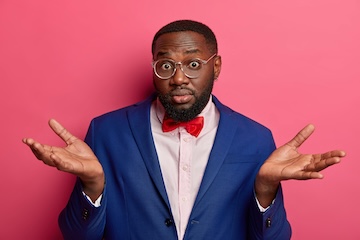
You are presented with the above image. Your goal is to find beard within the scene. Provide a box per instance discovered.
[157,75,215,122]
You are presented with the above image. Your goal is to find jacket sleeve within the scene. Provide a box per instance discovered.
[247,128,292,239]
[248,185,292,239]
[58,179,107,240]
[58,120,107,240]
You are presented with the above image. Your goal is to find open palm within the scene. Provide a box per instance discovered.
[258,124,346,184]
[23,119,103,181]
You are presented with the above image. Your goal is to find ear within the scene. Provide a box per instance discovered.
[213,55,222,79]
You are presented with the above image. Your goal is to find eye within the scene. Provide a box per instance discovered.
[187,60,201,70]
[160,61,174,71]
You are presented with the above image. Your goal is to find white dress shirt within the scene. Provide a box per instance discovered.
[151,96,219,240]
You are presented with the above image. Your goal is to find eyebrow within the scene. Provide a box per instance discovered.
[156,49,201,58]
[184,49,201,54]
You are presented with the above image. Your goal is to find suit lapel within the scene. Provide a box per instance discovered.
[126,95,171,209]
[126,95,239,211]
[193,96,238,209]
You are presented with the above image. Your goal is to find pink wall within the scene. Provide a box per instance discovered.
[1,0,359,239]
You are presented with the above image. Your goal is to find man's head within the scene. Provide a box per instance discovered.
[152,20,221,122]
[152,20,218,56]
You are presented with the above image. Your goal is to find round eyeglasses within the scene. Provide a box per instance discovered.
[152,53,217,80]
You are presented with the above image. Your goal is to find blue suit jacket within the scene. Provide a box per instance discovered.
[59,95,291,239]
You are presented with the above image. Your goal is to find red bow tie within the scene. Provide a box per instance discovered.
[162,116,204,137]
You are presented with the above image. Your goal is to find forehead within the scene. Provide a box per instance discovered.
[153,31,209,58]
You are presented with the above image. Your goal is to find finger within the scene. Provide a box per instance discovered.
[294,171,323,180]
[22,137,35,146]
[286,124,315,148]
[304,157,341,172]
[23,138,57,165]
[304,171,323,179]
[23,138,45,156]
[321,150,346,159]
[48,119,77,145]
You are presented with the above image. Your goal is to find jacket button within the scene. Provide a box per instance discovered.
[164,218,173,227]
[82,208,89,220]
[266,217,271,228]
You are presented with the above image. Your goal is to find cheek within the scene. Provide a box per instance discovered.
[192,77,213,95]
[153,78,169,93]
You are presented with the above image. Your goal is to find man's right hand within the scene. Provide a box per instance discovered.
[23,119,104,202]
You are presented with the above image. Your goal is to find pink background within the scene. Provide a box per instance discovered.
[1,0,359,239]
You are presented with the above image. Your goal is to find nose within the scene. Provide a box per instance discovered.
[170,64,190,86]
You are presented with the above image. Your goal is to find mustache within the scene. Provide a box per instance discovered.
[168,87,195,96]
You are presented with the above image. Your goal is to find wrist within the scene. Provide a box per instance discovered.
[255,176,279,208]
[81,173,105,201]
[255,176,279,194]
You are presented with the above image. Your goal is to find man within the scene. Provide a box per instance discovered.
[23,20,345,239]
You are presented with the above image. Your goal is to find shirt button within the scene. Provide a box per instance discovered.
[182,197,187,201]
[183,137,191,142]
[182,165,188,171]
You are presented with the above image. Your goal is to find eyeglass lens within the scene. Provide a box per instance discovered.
[154,58,204,79]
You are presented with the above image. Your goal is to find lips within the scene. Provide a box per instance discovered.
[171,95,192,103]
[170,88,194,104]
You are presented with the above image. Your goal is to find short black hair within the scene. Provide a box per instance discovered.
[151,20,218,55]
